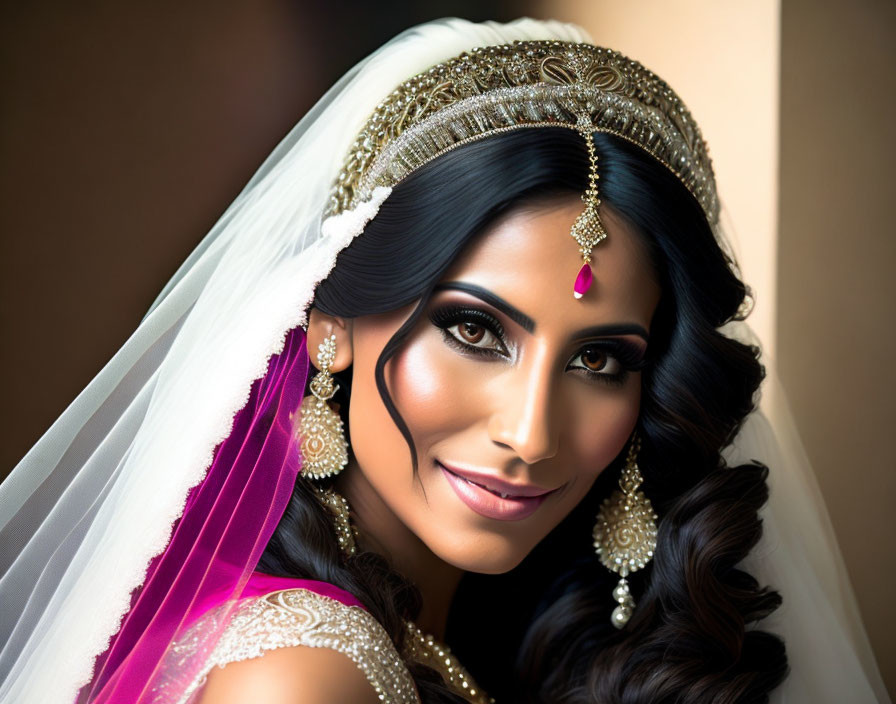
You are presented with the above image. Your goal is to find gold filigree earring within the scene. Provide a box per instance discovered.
[593,434,658,628]
[297,333,349,479]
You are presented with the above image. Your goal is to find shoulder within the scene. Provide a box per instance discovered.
[197,644,380,704]
[193,588,418,704]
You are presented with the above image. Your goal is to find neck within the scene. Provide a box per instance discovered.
[335,461,464,639]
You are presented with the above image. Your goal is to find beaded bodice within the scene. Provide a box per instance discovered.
[162,587,490,704]
[163,588,417,703]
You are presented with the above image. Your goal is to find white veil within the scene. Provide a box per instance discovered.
[725,364,890,702]
[0,16,888,704]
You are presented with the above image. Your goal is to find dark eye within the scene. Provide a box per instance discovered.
[445,321,504,352]
[429,305,509,357]
[457,322,485,344]
[569,345,623,376]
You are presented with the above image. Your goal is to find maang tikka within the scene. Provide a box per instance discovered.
[570,115,607,300]
[593,434,658,628]
[296,334,349,479]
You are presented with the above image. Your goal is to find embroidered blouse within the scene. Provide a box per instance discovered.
[159,587,419,703]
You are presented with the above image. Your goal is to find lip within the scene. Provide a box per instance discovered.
[437,460,557,521]
[438,461,555,497]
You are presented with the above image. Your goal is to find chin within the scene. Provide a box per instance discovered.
[431,532,533,575]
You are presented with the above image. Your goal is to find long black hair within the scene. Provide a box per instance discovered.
[257,129,788,703]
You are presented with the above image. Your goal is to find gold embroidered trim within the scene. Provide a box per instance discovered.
[329,40,717,224]
[176,589,419,703]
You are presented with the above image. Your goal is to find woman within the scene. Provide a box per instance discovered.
[0,17,888,704]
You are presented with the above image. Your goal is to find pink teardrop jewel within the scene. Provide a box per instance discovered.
[574,263,593,299]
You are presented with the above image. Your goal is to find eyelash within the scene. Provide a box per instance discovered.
[429,306,509,355]
[427,304,646,387]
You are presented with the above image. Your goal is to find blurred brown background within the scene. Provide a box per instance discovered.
[1,0,893,697]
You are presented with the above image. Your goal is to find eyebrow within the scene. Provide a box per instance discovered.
[571,323,649,342]
[434,282,535,332]
[433,281,650,342]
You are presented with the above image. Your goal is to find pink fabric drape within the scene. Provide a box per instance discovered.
[79,325,345,703]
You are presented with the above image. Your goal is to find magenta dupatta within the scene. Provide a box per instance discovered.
[80,326,360,703]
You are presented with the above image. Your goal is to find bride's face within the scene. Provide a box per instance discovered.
[340,196,660,573]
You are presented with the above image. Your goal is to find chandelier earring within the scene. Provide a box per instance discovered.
[296,333,349,479]
[592,434,658,629]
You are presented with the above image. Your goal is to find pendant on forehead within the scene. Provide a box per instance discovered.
[570,115,607,300]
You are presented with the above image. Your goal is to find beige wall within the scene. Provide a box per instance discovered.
[539,0,893,696]
[778,0,896,696]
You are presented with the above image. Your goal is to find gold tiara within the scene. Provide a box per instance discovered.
[327,40,718,225]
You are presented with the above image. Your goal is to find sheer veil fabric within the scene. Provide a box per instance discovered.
[0,17,889,704]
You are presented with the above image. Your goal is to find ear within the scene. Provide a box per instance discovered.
[306,307,353,373]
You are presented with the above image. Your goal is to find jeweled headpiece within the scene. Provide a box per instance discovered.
[570,115,605,299]
[328,40,718,297]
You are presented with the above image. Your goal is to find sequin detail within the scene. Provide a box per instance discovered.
[169,589,419,703]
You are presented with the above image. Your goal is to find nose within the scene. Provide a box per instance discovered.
[487,348,560,465]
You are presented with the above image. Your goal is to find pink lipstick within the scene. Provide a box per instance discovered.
[437,461,556,521]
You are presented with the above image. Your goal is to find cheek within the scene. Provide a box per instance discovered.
[389,336,453,415]
[345,332,413,482]
[347,329,475,485]
[388,331,491,443]
[570,377,642,478]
